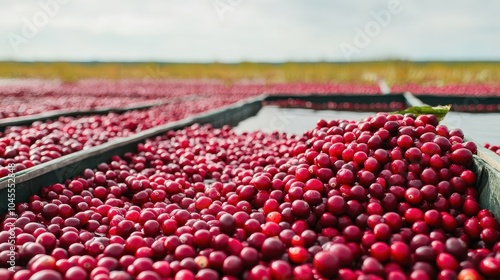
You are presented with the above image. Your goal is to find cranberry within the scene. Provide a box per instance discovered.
[370,242,391,263]
[175,269,195,280]
[269,260,293,280]
[390,241,410,266]
[291,200,310,218]
[374,223,392,241]
[313,251,339,278]
[361,257,384,277]
[444,237,468,260]
[478,257,500,278]
[451,148,473,165]
[239,247,259,268]
[337,169,355,185]
[327,195,347,215]
[261,238,284,261]
[218,214,236,236]
[457,269,483,280]
[286,246,307,264]
[437,253,460,270]
[28,270,62,280]
[248,265,270,280]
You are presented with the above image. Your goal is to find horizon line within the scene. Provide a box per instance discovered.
[1,60,500,64]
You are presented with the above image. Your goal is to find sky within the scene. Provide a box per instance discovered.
[0,0,499,62]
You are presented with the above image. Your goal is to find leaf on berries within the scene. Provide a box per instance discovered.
[391,105,452,121]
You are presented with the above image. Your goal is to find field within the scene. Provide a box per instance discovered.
[1,61,500,86]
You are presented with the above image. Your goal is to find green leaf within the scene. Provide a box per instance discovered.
[391,105,452,121]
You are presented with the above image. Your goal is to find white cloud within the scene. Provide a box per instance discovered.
[0,0,499,61]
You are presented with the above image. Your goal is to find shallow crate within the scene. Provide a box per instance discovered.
[0,96,265,213]
[1,93,500,220]
[416,95,500,112]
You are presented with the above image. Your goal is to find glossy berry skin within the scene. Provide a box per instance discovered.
[479,257,500,278]
[370,242,391,263]
[328,243,354,266]
[390,241,410,266]
[270,260,293,280]
[3,112,499,280]
[288,246,309,264]
[436,253,460,271]
[313,251,339,278]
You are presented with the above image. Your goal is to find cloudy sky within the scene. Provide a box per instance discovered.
[1,0,499,62]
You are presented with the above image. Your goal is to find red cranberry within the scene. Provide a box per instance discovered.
[313,251,339,278]
[478,257,500,278]
[437,253,460,270]
[390,241,410,266]
[269,260,293,280]
[248,265,270,280]
[261,238,284,261]
[328,243,353,266]
[361,257,384,277]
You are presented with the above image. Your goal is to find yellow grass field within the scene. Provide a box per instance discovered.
[0,61,499,85]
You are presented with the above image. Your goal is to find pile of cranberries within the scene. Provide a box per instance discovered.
[263,99,406,112]
[0,95,247,179]
[2,79,499,120]
[1,113,500,280]
[484,143,500,157]
[391,84,500,97]
[0,80,383,120]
